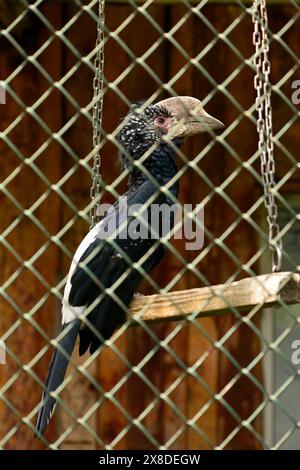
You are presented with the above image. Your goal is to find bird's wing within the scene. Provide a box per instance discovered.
[35,181,170,436]
[68,180,165,308]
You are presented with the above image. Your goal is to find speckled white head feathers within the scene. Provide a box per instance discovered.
[117,96,224,169]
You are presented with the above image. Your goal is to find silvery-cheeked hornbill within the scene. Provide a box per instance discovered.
[35,96,224,436]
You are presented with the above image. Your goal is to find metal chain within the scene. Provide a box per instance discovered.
[252,0,282,272]
[90,0,105,229]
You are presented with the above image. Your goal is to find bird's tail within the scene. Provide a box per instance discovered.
[35,319,80,437]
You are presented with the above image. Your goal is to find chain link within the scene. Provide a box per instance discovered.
[252,0,282,272]
[90,0,105,229]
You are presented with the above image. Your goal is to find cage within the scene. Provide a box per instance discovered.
[0,0,300,451]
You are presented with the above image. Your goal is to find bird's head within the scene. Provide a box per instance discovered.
[117,96,224,170]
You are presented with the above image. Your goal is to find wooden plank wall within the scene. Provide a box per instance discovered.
[0,1,299,450]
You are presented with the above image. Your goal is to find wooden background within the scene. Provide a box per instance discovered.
[0,0,299,450]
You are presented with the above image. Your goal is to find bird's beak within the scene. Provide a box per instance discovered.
[184,110,225,136]
[155,96,224,138]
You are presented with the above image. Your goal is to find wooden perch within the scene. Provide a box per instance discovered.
[129,271,300,324]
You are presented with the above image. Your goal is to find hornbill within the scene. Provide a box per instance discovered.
[35,96,224,436]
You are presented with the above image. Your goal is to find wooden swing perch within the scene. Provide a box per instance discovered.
[129,272,300,324]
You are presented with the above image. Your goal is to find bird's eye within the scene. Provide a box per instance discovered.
[153,116,170,128]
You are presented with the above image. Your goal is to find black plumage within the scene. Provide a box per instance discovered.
[35,96,224,436]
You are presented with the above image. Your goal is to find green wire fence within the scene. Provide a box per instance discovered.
[0,0,300,450]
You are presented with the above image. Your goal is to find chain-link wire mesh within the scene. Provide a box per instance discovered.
[0,0,300,450]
